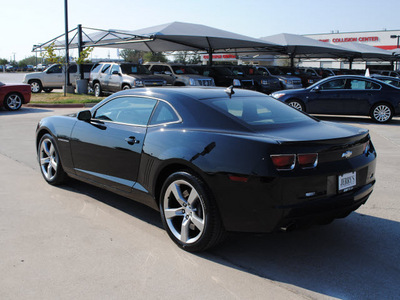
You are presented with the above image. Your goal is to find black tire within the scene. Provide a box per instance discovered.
[30,80,42,93]
[370,103,393,123]
[38,133,68,185]
[159,171,225,252]
[94,82,103,97]
[287,99,305,111]
[43,88,53,93]
[4,93,23,110]
[122,84,131,90]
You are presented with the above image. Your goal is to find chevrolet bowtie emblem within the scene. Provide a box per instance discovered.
[342,151,353,159]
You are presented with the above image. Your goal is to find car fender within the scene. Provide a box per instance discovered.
[36,116,78,173]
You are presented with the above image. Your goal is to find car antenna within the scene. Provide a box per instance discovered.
[225,85,235,98]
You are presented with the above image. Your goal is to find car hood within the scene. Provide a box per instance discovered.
[273,87,307,95]
[273,75,301,80]
[127,74,165,80]
[178,74,213,80]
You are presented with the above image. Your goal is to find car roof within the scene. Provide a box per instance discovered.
[103,86,263,101]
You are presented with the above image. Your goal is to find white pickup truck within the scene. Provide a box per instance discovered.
[23,63,92,93]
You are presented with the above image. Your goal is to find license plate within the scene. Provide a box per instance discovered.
[338,172,356,191]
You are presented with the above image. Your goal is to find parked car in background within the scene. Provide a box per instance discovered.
[370,74,400,87]
[36,64,47,71]
[89,62,167,97]
[145,63,215,86]
[26,65,34,71]
[371,70,400,78]
[23,63,93,93]
[5,65,16,72]
[255,66,303,89]
[35,86,376,252]
[311,68,336,78]
[279,67,322,87]
[229,65,281,94]
[271,75,400,123]
[191,65,255,89]
[0,81,31,111]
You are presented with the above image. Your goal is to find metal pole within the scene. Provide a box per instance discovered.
[78,24,83,79]
[64,0,70,96]
[396,36,399,70]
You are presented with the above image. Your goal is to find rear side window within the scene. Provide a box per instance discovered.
[206,96,312,127]
[149,101,180,125]
[348,79,380,90]
[68,65,77,73]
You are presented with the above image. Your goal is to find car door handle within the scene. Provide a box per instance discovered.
[125,136,140,145]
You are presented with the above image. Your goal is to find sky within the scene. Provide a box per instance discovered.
[1,0,400,62]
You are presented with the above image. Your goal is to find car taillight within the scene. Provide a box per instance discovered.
[363,140,370,153]
[270,154,296,170]
[297,153,318,169]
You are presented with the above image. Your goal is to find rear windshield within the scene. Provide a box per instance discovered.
[204,96,313,128]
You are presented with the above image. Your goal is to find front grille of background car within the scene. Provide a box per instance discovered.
[293,80,302,85]
[197,79,214,86]
[143,80,164,86]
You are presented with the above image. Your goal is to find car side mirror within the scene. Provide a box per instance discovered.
[77,110,92,122]
[312,86,321,93]
[112,70,120,75]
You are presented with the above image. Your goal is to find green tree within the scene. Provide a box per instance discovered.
[41,42,64,64]
[0,58,8,65]
[120,49,143,62]
[75,47,93,64]
[173,51,201,64]
[19,56,37,66]
[143,52,168,63]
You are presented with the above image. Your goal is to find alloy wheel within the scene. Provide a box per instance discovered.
[373,104,392,122]
[163,179,205,244]
[6,94,22,110]
[39,138,59,181]
[31,81,41,93]
[288,101,303,111]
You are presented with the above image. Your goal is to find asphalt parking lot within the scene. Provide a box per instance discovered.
[1,105,399,299]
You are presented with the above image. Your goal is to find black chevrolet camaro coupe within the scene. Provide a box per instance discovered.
[36,87,376,251]
[271,75,400,123]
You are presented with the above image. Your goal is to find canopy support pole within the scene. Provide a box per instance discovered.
[64,0,70,96]
[77,24,83,79]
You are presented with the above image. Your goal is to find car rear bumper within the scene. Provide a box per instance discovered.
[209,156,376,233]
[276,181,374,231]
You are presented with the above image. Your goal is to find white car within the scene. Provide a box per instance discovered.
[23,63,92,93]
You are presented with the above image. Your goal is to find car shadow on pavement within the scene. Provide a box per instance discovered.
[55,178,399,299]
[205,212,400,299]
[62,178,163,229]
[0,107,53,115]
[315,114,400,126]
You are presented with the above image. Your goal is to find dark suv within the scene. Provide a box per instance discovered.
[145,63,215,86]
[90,62,166,96]
[255,66,303,89]
[280,67,322,87]
[190,65,255,90]
[229,65,281,94]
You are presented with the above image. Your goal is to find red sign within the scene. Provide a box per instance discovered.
[319,36,379,43]
[203,54,237,59]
